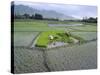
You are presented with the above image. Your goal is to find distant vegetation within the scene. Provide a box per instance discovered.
[14,13,43,20]
[13,13,97,23]
[13,13,60,21]
[81,17,97,23]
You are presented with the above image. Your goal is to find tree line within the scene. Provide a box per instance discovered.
[14,13,59,21]
[13,13,97,23]
[81,17,97,23]
[14,13,43,20]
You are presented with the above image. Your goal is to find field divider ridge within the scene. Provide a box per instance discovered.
[28,32,42,48]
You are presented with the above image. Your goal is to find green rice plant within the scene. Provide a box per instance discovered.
[35,31,83,48]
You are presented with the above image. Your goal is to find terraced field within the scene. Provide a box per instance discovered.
[69,25,97,32]
[13,19,97,73]
[14,32,39,47]
[71,32,97,41]
[14,41,97,73]
[14,48,48,73]
[44,41,97,71]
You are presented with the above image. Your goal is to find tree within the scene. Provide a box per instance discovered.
[34,13,43,20]
[23,13,30,19]
[82,17,97,23]
[88,17,97,23]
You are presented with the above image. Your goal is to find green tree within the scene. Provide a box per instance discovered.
[34,13,43,20]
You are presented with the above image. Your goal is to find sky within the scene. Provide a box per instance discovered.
[14,1,97,19]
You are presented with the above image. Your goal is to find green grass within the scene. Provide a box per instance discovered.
[35,31,82,48]
[35,31,63,47]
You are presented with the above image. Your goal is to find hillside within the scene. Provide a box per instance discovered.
[13,4,75,20]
